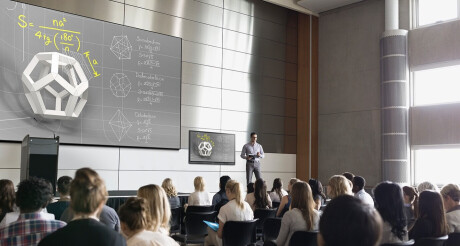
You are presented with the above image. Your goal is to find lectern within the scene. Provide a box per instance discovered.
[20,135,59,192]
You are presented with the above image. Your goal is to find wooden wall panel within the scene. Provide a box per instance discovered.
[311,16,319,179]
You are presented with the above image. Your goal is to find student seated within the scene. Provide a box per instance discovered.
[440,184,460,233]
[318,195,383,246]
[327,175,352,200]
[269,178,288,203]
[374,181,408,244]
[47,176,72,220]
[204,180,253,246]
[138,184,171,234]
[187,176,211,206]
[352,176,374,207]
[38,168,126,246]
[119,197,179,246]
[402,186,418,230]
[276,178,299,217]
[417,181,439,193]
[409,190,448,241]
[245,178,272,211]
[0,179,15,223]
[161,178,180,209]
[0,177,66,246]
[275,181,319,246]
[59,202,121,231]
[212,176,231,212]
[308,178,326,210]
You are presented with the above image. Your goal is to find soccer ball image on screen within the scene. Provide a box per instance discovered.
[198,141,212,157]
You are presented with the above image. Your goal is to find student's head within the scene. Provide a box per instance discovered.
[374,182,407,241]
[57,176,72,196]
[287,178,300,192]
[342,172,355,182]
[119,197,149,237]
[418,190,448,237]
[271,178,282,191]
[352,176,365,193]
[193,176,205,192]
[219,176,231,191]
[161,178,177,198]
[225,180,244,209]
[16,177,53,213]
[70,168,108,216]
[137,184,171,232]
[254,178,269,209]
[308,178,326,200]
[291,181,316,230]
[402,186,419,218]
[0,179,15,213]
[441,184,460,211]
[319,195,382,246]
[417,181,439,193]
[327,175,352,199]
[247,182,255,194]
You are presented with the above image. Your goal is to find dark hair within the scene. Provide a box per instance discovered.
[320,195,382,246]
[254,179,270,209]
[250,132,257,137]
[271,178,283,201]
[219,176,231,192]
[16,177,53,212]
[418,190,449,237]
[374,182,407,241]
[0,179,15,220]
[342,172,355,182]
[353,176,366,190]
[402,186,419,218]
[119,197,149,231]
[247,182,254,194]
[70,168,108,215]
[57,176,72,195]
[308,178,326,200]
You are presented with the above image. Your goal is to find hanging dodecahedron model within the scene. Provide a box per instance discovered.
[22,52,89,120]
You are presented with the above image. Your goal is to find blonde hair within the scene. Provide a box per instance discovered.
[441,184,460,202]
[70,168,108,215]
[137,184,171,233]
[225,180,244,209]
[290,181,316,230]
[161,178,177,197]
[194,176,205,192]
[328,175,352,199]
[288,178,300,192]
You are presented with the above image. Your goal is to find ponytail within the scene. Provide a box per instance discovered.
[226,180,244,209]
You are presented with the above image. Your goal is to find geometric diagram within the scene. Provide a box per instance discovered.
[110,73,131,97]
[109,109,132,142]
[62,50,94,81]
[21,52,89,120]
[110,35,132,60]
[198,141,213,157]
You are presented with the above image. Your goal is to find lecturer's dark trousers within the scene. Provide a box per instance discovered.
[246,160,261,184]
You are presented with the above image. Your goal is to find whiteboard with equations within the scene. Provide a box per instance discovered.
[0,1,181,149]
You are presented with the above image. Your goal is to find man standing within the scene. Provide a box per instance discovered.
[241,132,265,184]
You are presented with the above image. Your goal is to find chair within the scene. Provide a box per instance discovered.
[446,233,460,246]
[254,208,277,238]
[288,231,318,246]
[272,202,281,208]
[414,235,448,246]
[263,218,282,242]
[172,211,217,245]
[381,239,415,246]
[170,207,182,235]
[186,205,214,213]
[222,219,258,246]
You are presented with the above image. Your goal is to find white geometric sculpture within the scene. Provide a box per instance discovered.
[198,141,213,157]
[22,52,89,120]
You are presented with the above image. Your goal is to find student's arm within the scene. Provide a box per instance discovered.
[217,219,225,238]
[276,195,288,217]
[275,213,290,246]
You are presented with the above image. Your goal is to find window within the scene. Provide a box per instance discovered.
[416,0,459,27]
[413,64,460,106]
[413,147,460,185]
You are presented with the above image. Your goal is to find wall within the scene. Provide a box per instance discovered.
[318,0,384,186]
[0,0,299,193]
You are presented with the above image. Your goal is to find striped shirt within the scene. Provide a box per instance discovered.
[0,212,66,246]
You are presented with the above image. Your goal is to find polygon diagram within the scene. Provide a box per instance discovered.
[110,35,132,60]
[110,73,131,97]
[109,109,132,142]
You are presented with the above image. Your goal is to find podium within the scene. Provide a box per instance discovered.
[20,135,60,192]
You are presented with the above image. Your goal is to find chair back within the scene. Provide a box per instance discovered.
[222,219,258,246]
[272,202,281,208]
[169,207,181,234]
[184,211,217,236]
[186,205,214,214]
[446,233,460,246]
[381,239,415,246]
[254,208,277,230]
[263,218,282,242]
[414,235,448,246]
[288,231,318,246]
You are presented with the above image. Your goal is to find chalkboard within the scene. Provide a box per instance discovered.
[189,131,235,165]
[0,1,181,149]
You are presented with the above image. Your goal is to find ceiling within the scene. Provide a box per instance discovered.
[263,0,364,16]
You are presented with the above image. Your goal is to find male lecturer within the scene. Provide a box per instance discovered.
[241,132,265,184]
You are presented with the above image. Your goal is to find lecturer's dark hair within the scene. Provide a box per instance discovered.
[250,132,257,137]
[374,182,407,241]
[320,195,382,246]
